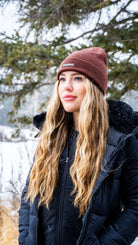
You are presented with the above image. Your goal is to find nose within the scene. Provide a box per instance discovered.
[64,77,73,91]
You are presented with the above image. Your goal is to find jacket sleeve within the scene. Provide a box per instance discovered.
[18,173,30,245]
[98,132,138,245]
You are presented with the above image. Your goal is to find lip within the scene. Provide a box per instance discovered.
[63,95,77,101]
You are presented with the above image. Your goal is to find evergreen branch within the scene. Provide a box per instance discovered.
[63,0,134,44]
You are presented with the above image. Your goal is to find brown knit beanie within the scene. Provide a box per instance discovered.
[57,47,108,94]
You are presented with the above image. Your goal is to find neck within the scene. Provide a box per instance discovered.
[73,112,79,132]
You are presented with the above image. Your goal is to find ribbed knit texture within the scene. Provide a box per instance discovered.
[57,47,108,94]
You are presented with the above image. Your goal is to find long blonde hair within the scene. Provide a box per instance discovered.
[26,79,109,216]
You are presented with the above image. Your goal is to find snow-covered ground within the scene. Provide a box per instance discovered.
[0,125,38,200]
[133,240,138,245]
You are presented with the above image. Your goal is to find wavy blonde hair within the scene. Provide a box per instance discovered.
[26,79,109,216]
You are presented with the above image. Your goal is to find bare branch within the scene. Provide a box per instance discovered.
[109,0,133,23]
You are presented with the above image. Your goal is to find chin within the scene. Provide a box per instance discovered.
[64,109,74,113]
[64,108,79,113]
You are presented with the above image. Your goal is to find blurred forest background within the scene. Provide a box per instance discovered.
[0,0,138,244]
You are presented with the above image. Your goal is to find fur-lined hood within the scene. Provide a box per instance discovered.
[33,100,138,135]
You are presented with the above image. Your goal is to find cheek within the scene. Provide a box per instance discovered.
[79,86,86,100]
[83,87,86,97]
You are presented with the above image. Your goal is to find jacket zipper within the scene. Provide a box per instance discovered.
[55,156,69,245]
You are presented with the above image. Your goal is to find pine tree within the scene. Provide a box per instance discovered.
[0,0,137,125]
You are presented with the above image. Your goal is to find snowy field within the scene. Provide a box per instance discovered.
[133,240,138,245]
[0,125,38,200]
[0,125,138,244]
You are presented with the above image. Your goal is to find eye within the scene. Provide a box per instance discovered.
[74,76,83,81]
[59,77,65,82]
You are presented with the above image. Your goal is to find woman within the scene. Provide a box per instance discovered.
[18,47,138,245]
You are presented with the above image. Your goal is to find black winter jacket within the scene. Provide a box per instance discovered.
[18,100,138,245]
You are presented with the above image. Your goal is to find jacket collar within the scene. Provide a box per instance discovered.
[33,100,138,135]
[107,100,138,134]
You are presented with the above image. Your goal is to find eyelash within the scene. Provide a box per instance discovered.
[59,76,82,82]
[59,78,66,82]
[75,76,82,81]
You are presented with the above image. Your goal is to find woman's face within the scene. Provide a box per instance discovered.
[58,71,86,113]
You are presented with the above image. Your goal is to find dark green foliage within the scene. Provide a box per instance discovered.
[0,0,137,125]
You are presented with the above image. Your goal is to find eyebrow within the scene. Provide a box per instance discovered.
[59,72,82,77]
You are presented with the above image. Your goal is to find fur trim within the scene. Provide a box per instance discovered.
[33,100,138,135]
[107,100,138,134]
